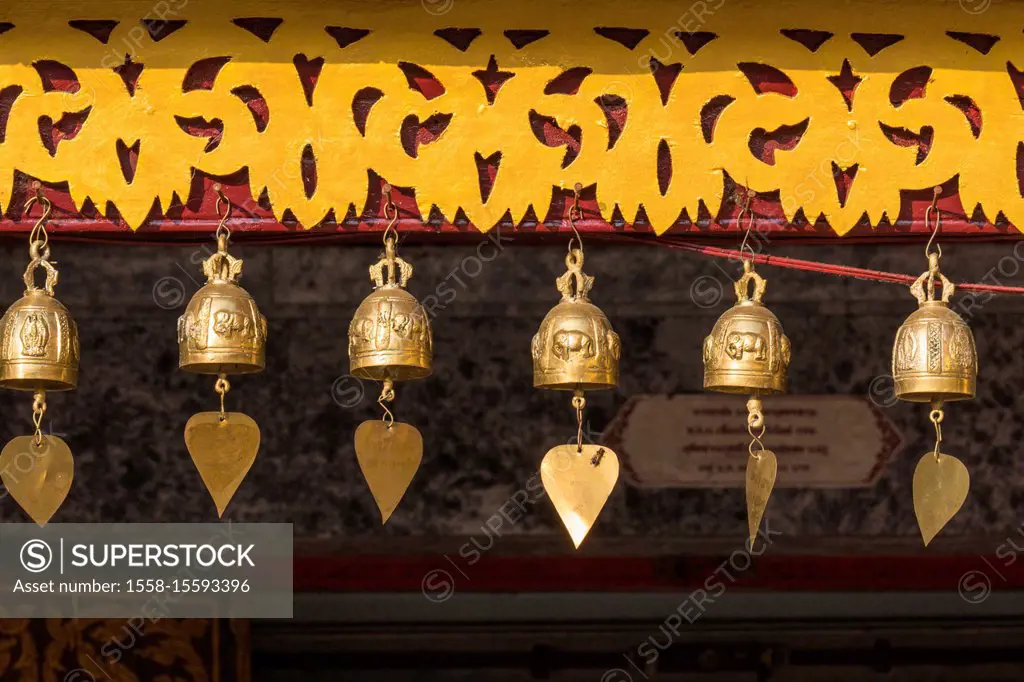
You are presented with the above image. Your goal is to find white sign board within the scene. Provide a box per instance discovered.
[602,395,903,489]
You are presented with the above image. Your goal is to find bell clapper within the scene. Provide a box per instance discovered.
[350,184,432,524]
[0,187,78,526]
[535,183,621,549]
[180,188,265,517]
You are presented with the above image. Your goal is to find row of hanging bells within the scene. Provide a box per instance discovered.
[0,184,978,548]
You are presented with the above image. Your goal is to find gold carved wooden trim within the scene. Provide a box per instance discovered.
[0,0,1021,234]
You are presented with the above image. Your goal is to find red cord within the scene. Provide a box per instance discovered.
[683,244,1024,295]
[601,234,1024,296]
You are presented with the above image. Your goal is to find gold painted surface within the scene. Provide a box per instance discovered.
[354,419,423,524]
[540,443,619,549]
[184,411,260,517]
[0,435,73,526]
[0,1,1021,233]
[912,451,970,547]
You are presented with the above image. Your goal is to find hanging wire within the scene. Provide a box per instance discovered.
[24,186,52,255]
[567,183,584,257]
[737,189,756,265]
[213,184,232,244]
[379,378,396,429]
[922,186,944,300]
[31,391,46,447]
[746,397,766,459]
[924,186,943,262]
[571,390,585,454]
[382,183,399,249]
[215,374,230,420]
[930,403,944,461]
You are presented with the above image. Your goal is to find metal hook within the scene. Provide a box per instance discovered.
[568,183,584,256]
[924,186,942,262]
[737,189,756,264]
[929,402,944,461]
[213,184,232,245]
[379,378,396,429]
[572,390,585,454]
[382,183,399,249]
[24,185,52,254]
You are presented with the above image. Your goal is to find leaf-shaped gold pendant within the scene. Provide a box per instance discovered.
[0,435,74,526]
[184,412,260,517]
[746,449,777,547]
[913,451,969,547]
[354,420,423,524]
[540,444,619,549]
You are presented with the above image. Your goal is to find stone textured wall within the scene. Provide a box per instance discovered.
[0,236,1020,542]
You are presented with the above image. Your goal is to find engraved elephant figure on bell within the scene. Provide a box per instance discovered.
[552,329,595,362]
[725,331,767,362]
[213,310,254,340]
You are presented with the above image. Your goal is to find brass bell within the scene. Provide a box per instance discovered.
[0,266,78,392]
[532,249,620,390]
[178,236,266,375]
[702,250,789,548]
[533,187,622,550]
[895,194,977,547]
[348,238,433,381]
[703,261,790,395]
[893,258,976,402]
[349,189,432,525]
[0,190,79,526]
[179,191,267,518]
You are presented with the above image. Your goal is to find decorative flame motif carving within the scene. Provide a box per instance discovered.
[0,2,1022,234]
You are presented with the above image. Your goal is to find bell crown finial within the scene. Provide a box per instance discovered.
[202,235,244,284]
[555,248,594,302]
[369,236,413,289]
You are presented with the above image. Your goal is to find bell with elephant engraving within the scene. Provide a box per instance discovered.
[531,247,620,391]
[179,188,266,519]
[702,260,790,395]
[533,185,621,550]
[702,197,791,550]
